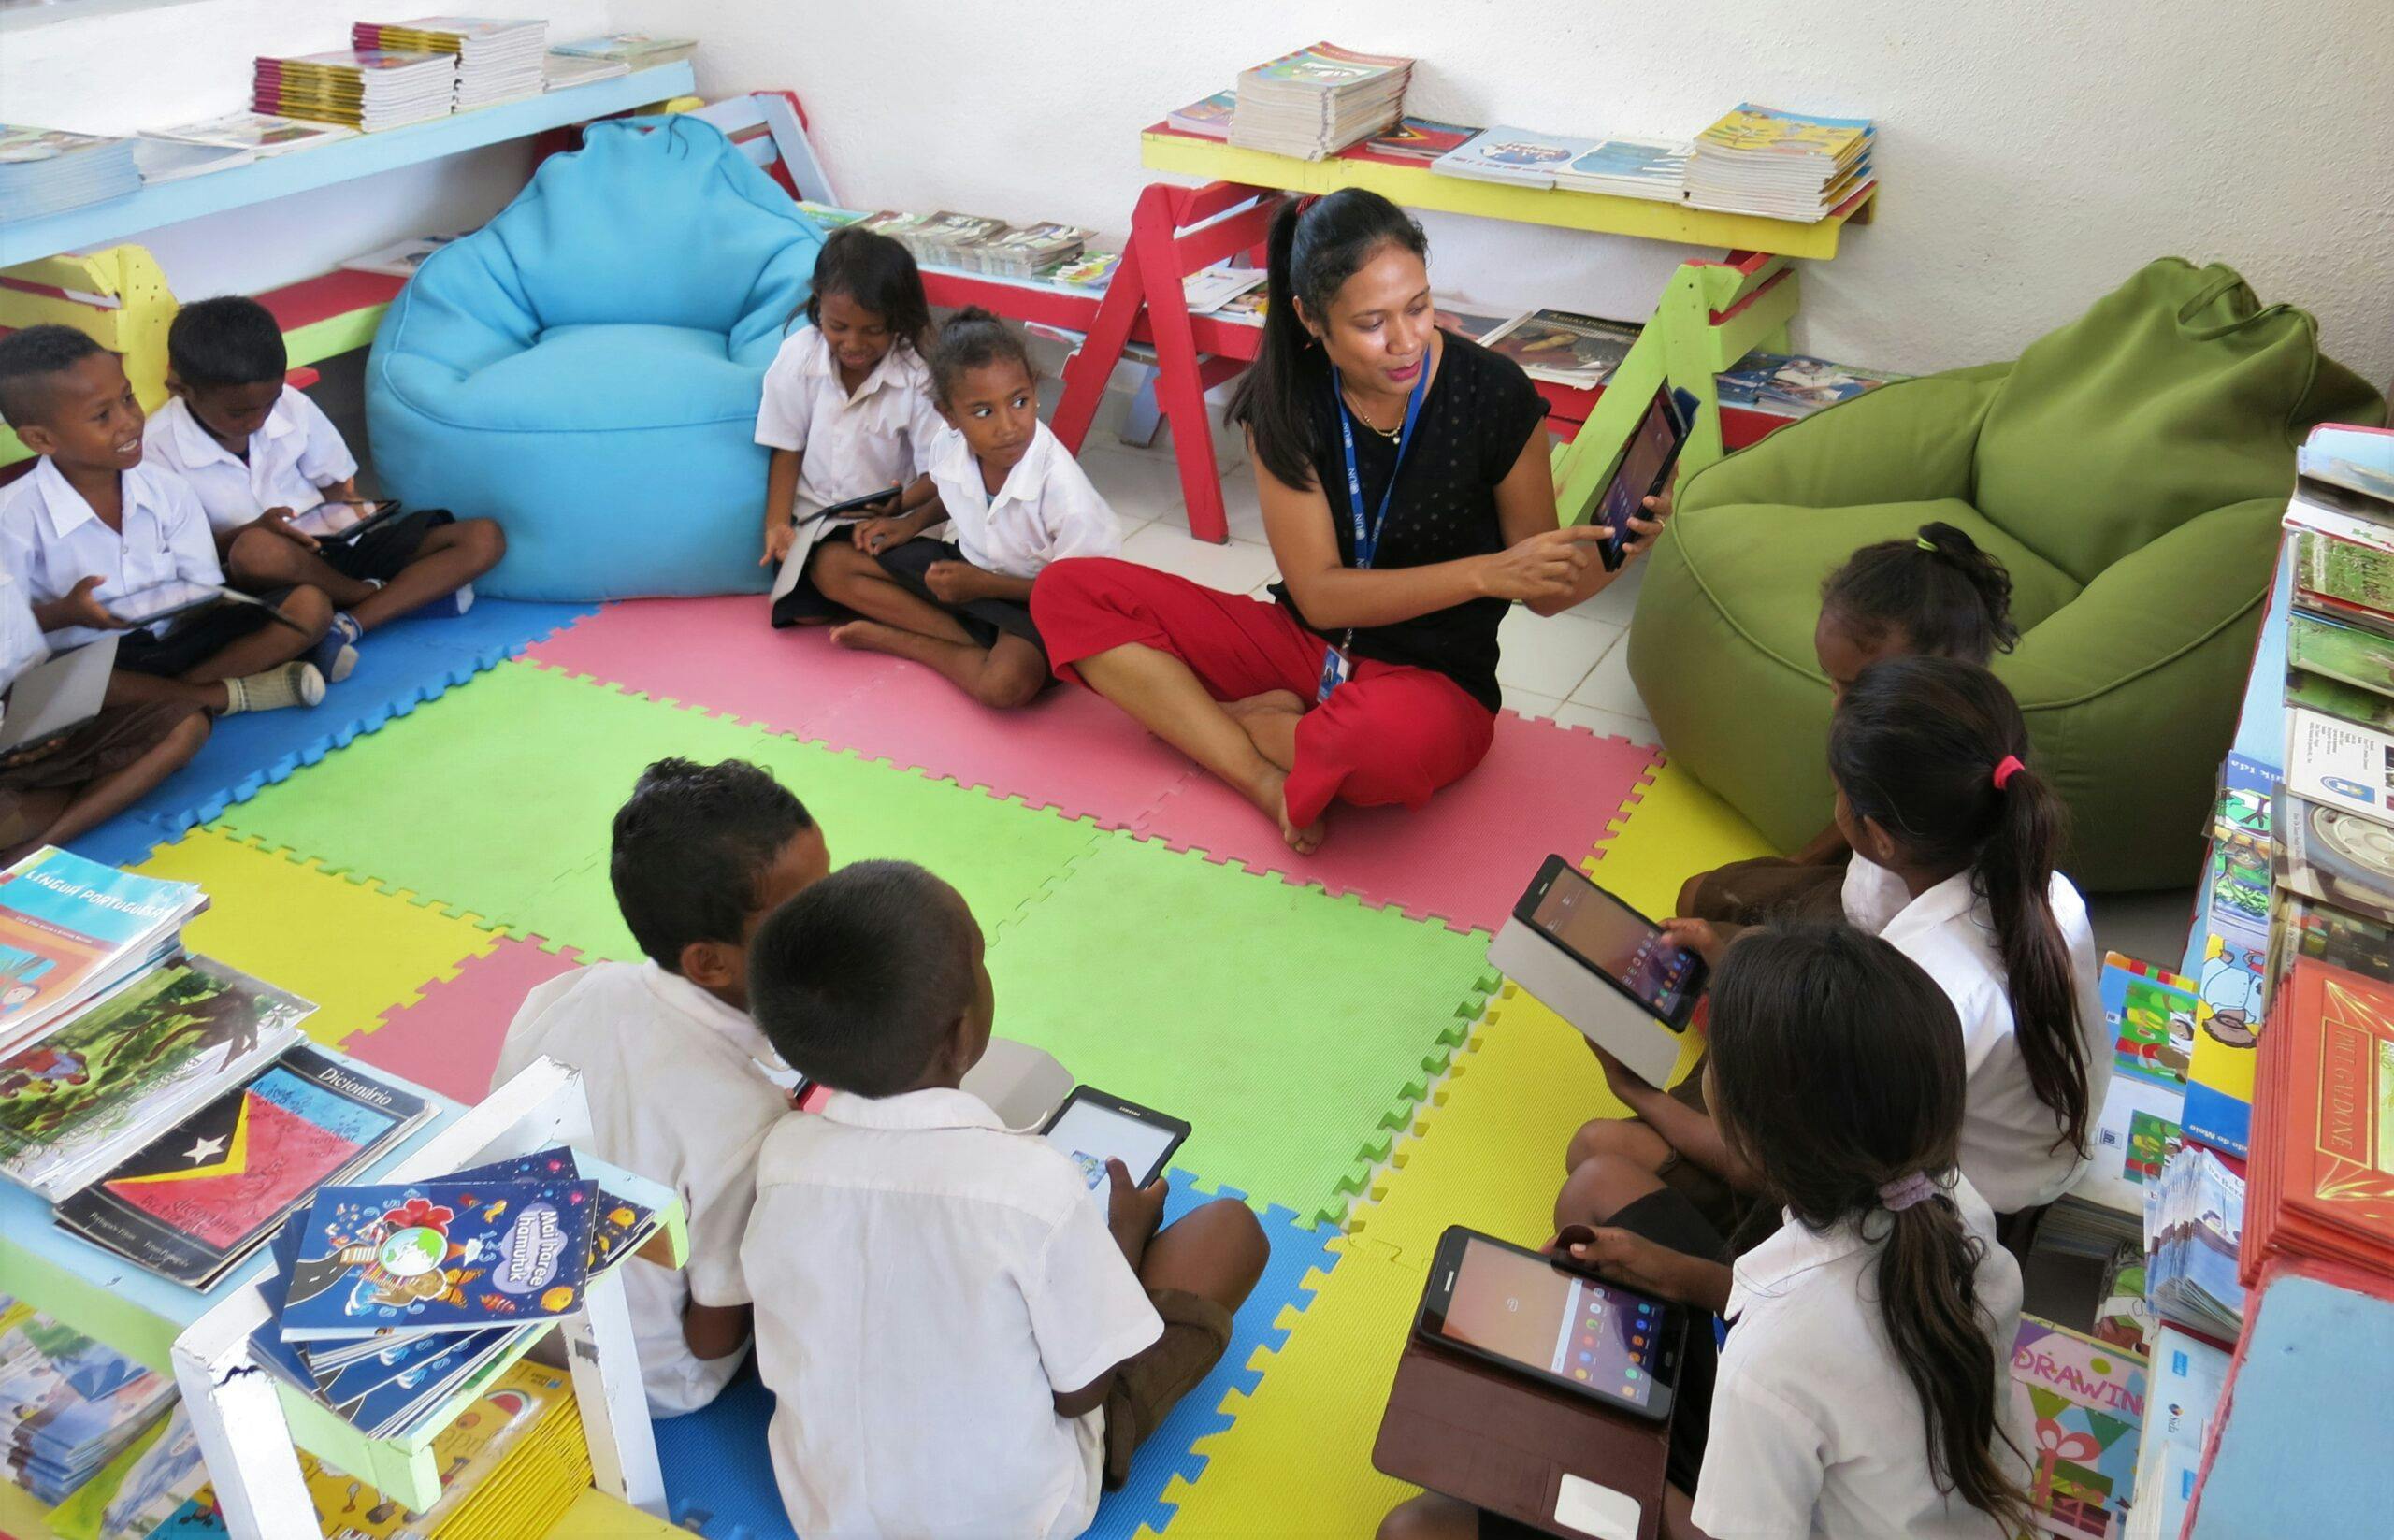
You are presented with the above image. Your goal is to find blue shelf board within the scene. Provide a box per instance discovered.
[0,62,695,268]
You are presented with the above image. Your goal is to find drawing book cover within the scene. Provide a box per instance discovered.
[2008,1317,2145,1540]
[0,957,308,1197]
[0,846,198,1043]
[280,1176,598,1340]
[2100,952,2199,1090]
[54,1045,430,1287]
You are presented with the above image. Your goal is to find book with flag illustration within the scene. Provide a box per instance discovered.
[2008,1317,2145,1540]
[279,1174,598,1341]
[0,845,204,1056]
[50,1045,430,1288]
[1357,116,1478,163]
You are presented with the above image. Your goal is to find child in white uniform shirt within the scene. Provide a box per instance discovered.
[812,308,1120,709]
[1579,656,2104,1230]
[0,326,328,717]
[742,861,1265,1540]
[144,298,504,684]
[491,757,827,1416]
[1383,923,2032,1540]
[757,227,947,627]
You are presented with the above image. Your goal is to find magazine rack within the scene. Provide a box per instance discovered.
[170,1056,686,1537]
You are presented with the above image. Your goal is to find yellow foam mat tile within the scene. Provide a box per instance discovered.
[136,828,501,1048]
[1147,1241,1425,1536]
[1583,756,1778,917]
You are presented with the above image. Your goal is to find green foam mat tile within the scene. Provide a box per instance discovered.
[987,832,1497,1228]
[214,661,1103,961]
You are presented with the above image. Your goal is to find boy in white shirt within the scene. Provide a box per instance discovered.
[143,297,505,684]
[491,756,826,1416]
[742,860,1266,1540]
[812,308,1120,709]
[0,326,328,717]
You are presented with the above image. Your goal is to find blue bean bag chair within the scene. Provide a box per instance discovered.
[366,117,824,600]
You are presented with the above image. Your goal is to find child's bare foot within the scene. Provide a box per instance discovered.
[1245,766,1325,855]
[829,619,899,653]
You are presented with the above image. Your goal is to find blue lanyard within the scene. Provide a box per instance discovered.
[1333,362,1429,571]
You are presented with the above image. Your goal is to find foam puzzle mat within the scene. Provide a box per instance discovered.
[58,582,1766,1537]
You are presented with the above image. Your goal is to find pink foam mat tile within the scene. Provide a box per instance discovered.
[1137,711,1664,935]
[525,596,1203,827]
[344,937,584,1102]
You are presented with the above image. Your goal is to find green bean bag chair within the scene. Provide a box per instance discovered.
[1627,258,2385,890]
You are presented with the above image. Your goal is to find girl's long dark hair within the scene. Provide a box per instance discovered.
[1225,189,1427,489]
[1831,656,2089,1154]
[1709,922,2029,1533]
[1821,521,2019,664]
[796,225,934,355]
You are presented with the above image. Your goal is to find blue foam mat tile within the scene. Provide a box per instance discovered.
[63,598,595,865]
[653,1169,1341,1540]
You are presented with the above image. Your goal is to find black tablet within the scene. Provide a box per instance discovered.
[1590,385,1693,571]
[1418,1226,1686,1422]
[1041,1087,1190,1194]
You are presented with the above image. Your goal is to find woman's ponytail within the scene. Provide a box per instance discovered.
[1227,189,1427,489]
[1879,1196,2033,1533]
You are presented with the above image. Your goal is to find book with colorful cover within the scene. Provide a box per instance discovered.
[280,1175,598,1341]
[1432,298,1526,346]
[1430,126,1599,188]
[2101,953,2199,1090]
[0,956,309,1200]
[1553,137,1692,199]
[443,1147,659,1270]
[1166,89,1235,138]
[2191,754,2272,1043]
[0,846,204,1054]
[1480,309,1641,388]
[547,33,695,65]
[2287,608,2394,701]
[2009,1317,2146,1540]
[2080,1069,2185,1215]
[1038,249,1119,291]
[1694,102,1873,161]
[0,1302,178,1504]
[51,1045,431,1288]
[2284,705,2394,828]
[1357,116,1478,163]
[2245,959,2394,1278]
[2127,1325,2228,1540]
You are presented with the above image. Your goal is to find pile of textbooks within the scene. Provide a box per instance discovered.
[0,126,140,223]
[858,210,1097,281]
[2243,955,2394,1282]
[140,111,358,158]
[353,18,548,110]
[2143,1144,2246,1339]
[1712,350,1907,416]
[252,1149,660,1439]
[1551,137,1692,200]
[1685,103,1875,222]
[2041,954,2195,1259]
[1480,309,1642,389]
[0,847,206,1058]
[254,49,458,132]
[2007,1316,2145,1539]
[970,222,1098,281]
[1228,41,1413,160]
[0,1297,178,1504]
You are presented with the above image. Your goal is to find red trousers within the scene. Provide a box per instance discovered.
[1031,557,1496,826]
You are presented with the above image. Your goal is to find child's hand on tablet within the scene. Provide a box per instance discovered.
[1565,1227,1728,1315]
[1661,917,1740,967]
[259,506,321,552]
[1104,1158,1167,1266]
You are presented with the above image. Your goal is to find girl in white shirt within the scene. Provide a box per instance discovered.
[757,227,946,626]
[1380,923,2032,1540]
[810,308,1120,709]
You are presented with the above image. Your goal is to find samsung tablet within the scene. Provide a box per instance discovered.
[1514,855,1707,1029]
[1590,385,1693,571]
[288,498,404,542]
[1041,1087,1190,1196]
[1418,1226,1686,1422]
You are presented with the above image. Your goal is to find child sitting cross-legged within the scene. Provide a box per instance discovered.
[143,296,505,684]
[0,325,328,717]
[492,756,829,1416]
[742,860,1266,1539]
[810,308,1121,708]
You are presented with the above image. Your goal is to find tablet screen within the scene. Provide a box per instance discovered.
[1044,1098,1180,1193]
[1594,391,1684,551]
[1528,864,1701,1019]
[1434,1236,1669,1411]
[106,579,217,628]
[291,501,383,540]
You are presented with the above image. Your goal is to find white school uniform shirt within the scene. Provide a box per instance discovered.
[753,324,945,518]
[142,387,357,534]
[743,1087,1163,1540]
[0,571,50,692]
[1842,857,2110,1214]
[923,419,1121,580]
[490,961,790,1417]
[1690,1175,2031,1540]
[0,459,224,649]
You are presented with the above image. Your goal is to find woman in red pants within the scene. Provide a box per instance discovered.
[1033,189,1666,852]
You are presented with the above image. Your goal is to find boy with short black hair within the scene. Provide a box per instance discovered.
[742,860,1267,1539]
[0,324,328,716]
[492,756,828,1416]
[144,295,504,683]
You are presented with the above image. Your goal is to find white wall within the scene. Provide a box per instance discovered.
[0,0,612,301]
[613,0,2394,390]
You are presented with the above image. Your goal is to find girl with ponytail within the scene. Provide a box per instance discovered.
[1033,189,1660,855]
[1381,923,2031,1540]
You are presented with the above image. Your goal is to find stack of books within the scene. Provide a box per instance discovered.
[2008,1316,2146,1538]
[0,127,140,223]
[0,1297,178,1504]
[1228,41,1413,160]
[2123,1324,2229,1540]
[353,18,549,111]
[965,222,1096,281]
[1685,103,1875,222]
[1480,309,1642,389]
[2041,953,2195,1259]
[1167,89,1235,139]
[253,49,458,132]
[0,847,205,1058]
[1551,137,1693,200]
[1430,126,1596,190]
[1357,116,1477,164]
[1713,351,1907,417]
[141,110,357,158]
[547,32,694,68]
[2143,1144,2246,1339]
[2243,957,2394,1283]
[250,1149,660,1440]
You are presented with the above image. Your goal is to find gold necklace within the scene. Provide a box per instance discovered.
[1341,388,1405,439]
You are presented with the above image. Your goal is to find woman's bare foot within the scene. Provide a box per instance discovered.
[1246,765,1326,855]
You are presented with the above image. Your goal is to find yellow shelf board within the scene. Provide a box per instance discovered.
[1139,131,1871,259]
[544,1487,686,1537]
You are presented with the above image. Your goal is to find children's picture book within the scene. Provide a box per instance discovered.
[1357,116,1478,163]
[1694,102,1874,160]
[541,51,629,89]
[2099,953,2199,1089]
[1430,126,1600,189]
[47,1402,206,1540]
[2191,754,2271,1042]
[1480,309,1641,388]
[0,846,204,1055]
[2275,784,2394,921]
[2274,891,2394,986]
[0,956,309,1200]
[52,1045,431,1288]
[1166,89,1235,138]
[2287,663,2394,733]
[1552,137,1692,200]
[443,1146,661,1271]
[281,1175,598,1341]
[2127,1325,2228,1540]
[1038,249,1119,291]
[2288,608,2394,701]
[2284,706,2394,829]
[2078,1071,2185,1214]
[547,32,696,65]
[1182,264,1269,314]
[2008,1317,2146,1540]
[2142,1144,2245,1340]
[0,1300,179,1504]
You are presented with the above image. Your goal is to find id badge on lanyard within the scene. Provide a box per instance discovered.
[1318,364,1429,703]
